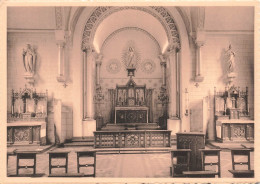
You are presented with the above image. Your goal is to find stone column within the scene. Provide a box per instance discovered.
[56,42,65,80]
[164,44,181,135]
[84,48,96,119]
[82,47,96,137]
[158,55,167,86]
[55,30,66,83]
[194,30,205,83]
[168,48,177,118]
[95,54,103,86]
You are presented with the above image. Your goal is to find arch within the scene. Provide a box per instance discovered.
[81,6,181,51]
[70,6,192,137]
[101,27,162,54]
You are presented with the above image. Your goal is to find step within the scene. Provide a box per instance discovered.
[70,137,94,142]
[64,142,94,147]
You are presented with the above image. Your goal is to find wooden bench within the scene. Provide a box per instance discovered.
[228,148,254,178]
[48,151,70,175]
[182,171,218,178]
[228,170,254,178]
[76,150,96,177]
[16,150,37,176]
[48,173,85,177]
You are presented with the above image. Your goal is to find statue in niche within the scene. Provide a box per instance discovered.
[23,44,37,75]
[226,44,236,73]
[126,47,136,68]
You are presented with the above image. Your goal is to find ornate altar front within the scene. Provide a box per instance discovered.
[7,86,48,145]
[214,86,254,142]
[115,77,149,124]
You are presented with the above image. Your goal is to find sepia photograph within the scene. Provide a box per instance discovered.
[1,1,259,183]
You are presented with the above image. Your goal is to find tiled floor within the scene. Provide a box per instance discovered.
[7,146,254,178]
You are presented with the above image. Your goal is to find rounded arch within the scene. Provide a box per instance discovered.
[70,6,192,137]
[81,6,181,52]
[101,27,162,54]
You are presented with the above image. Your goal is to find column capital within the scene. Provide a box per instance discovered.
[166,42,180,53]
[193,29,206,47]
[158,54,167,63]
[95,54,103,65]
[55,30,66,42]
[82,44,95,53]
[160,61,167,67]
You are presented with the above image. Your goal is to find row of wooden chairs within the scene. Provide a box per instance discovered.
[7,150,96,177]
[8,148,254,178]
[171,148,254,178]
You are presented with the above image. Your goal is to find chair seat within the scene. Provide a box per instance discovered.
[228,170,254,178]
[183,170,218,178]
[48,173,85,177]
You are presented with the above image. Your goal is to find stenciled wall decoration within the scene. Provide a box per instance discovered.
[106,59,121,74]
[141,59,156,74]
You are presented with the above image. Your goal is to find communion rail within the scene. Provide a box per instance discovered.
[94,130,171,148]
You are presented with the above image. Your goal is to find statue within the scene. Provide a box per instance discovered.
[126,47,135,68]
[226,44,235,73]
[23,44,36,75]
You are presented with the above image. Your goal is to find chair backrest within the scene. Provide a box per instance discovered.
[230,149,251,170]
[200,149,221,177]
[170,149,191,177]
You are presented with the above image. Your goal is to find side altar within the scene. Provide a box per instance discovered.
[214,85,254,142]
[7,86,48,145]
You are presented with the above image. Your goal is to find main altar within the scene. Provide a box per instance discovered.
[114,72,148,124]
[100,65,160,131]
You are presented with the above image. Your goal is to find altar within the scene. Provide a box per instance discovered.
[216,119,254,142]
[7,86,48,145]
[214,86,254,142]
[115,106,148,124]
[112,67,151,126]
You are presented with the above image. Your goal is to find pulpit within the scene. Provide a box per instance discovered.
[176,132,205,171]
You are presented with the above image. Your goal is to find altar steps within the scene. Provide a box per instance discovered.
[101,123,160,131]
[64,136,94,147]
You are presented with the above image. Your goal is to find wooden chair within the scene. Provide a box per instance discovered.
[16,150,37,176]
[170,149,191,177]
[48,151,70,175]
[76,150,96,177]
[183,149,221,178]
[228,148,254,178]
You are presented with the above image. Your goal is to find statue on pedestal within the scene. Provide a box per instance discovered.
[226,44,236,85]
[22,44,37,86]
[226,44,236,73]
[126,47,135,68]
[23,44,37,75]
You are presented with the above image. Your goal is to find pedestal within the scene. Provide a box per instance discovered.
[167,118,180,135]
[82,119,96,137]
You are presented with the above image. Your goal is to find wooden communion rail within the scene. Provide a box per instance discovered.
[94,130,171,148]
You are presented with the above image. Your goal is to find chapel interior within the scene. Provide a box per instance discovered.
[5,6,255,178]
